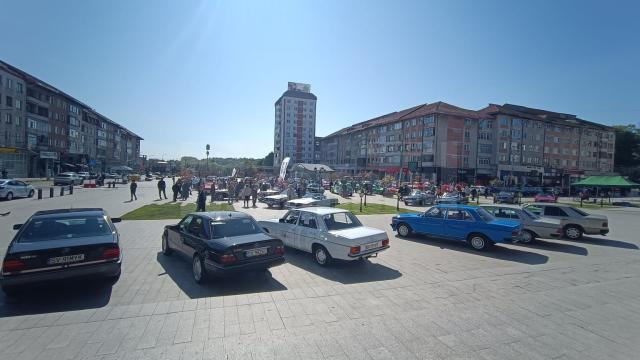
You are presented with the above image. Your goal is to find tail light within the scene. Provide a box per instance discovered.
[349,246,360,255]
[220,254,236,264]
[2,259,26,273]
[102,247,121,260]
[274,245,285,255]
[382,239,389,247]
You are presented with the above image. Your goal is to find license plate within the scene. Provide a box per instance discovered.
[363,241,381,250]
[48,254,85,265]
[245,247,268,257]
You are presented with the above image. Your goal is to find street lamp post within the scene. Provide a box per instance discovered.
[206,144,210,176]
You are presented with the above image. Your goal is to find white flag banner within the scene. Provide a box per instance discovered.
[231,168,237,177]
[279,157,290,180]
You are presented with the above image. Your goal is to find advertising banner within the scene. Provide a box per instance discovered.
[279,157,290,179]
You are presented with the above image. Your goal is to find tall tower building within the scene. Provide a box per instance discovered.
[273,82,317,167]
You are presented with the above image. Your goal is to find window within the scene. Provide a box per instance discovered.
[423,127,435,137]
[5,96,12,107]
[283,211,300,224]
[14,99,21,110]
[463,144,470,151]
[479,144,492,153]
[543,206,568,217]
[16,82,23,93]
[18,215,113,242]
[445,209,473,221]
[423,115,435,125]
[210,218,261,238]
[464,130,470,139]
[298,213,317,229]
[500,117,509,126]
[478,157,490,165]
[323,212,362,230]
[479,132,491,140]
[425,207,444,218]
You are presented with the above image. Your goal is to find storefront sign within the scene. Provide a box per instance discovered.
[0,147,19,154]
[40,151,59,159]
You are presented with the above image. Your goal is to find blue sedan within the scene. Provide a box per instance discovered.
[391,204,521,251]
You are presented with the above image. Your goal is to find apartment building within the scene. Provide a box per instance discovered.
[318,101,615,187]
[273,82,317,167]
[0,59,142,178]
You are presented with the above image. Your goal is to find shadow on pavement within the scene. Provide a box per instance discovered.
[518,239,588,256]
[0,278,113,317]
[156,253,287,298]
[284,248,402,284]
[569,236,639,250]
[396,235,549,265]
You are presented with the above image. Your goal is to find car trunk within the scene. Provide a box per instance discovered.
[208,233,282,264]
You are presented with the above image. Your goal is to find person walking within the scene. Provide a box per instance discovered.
[172,180,181,202]
[210,182,216,203]
[241,185,251,208]
[251,185,258,207]
[181,180,189,200]
[158,177,167,200]
[228,181,236,204]
[129,179,138,201]
[196,187,207,212]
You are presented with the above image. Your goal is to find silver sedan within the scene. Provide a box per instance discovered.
[481,205,563,243]
[0,179,35,200]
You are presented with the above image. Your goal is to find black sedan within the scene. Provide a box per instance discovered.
[403,190,436,206]
[161,211,285,284]
[1,208,122,296]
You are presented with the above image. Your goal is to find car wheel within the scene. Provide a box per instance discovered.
[28,190,34,198]
[468,234,491,251]
[313,245,332,267]
[6,192,13,201]
[520,230,535,244]
[564,225,583,240]
[161,234,173,255]
[192,254,208,284]
[397,223,412,237]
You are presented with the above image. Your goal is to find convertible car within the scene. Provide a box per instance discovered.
[259,207,389,266]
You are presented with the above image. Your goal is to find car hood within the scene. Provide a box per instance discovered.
[207,232,275,248]
[329,226,386,240]
[288,198,318,204]
[9,234,117,253]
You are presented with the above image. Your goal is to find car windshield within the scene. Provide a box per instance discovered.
[476,207,495,222]
[210,218,262,238]
[571,207,589,216]
[522,209,540,219]
[19,215,113,242]
[323,212,362,231]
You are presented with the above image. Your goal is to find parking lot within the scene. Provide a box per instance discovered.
[1,181,639,359]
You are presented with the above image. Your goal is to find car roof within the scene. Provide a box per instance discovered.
[32,208,106,219]
[525,203,570,207]
[195,211,253,220]
[435,204,477,210]
[293,207,348,215]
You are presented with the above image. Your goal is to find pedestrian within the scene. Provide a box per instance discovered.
[210,182,216,203]
[241,185,251,208]
[471,188,477,201]
[172,180,181,202]
[130,179,138,201]
[1,168,7,179]
[158,177,167,199]
[251,185,258,207]
[196,187,207,212]
[181,180,189,200]
[484,187,489,199]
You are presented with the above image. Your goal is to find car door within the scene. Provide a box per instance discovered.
[444,208,475,240]
[182,216,206,258]
[15,181,28,197]
[542,205,569,220]
[173,215,194,254]
[293,212,320,251]
[7,181,21,197]
[414,207,445,236]
[279,210,300,247]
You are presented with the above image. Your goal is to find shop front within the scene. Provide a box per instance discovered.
[0,147,29,178]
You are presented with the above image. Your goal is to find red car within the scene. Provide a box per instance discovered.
[534,193,557,202]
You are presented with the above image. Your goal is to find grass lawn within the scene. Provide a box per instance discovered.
[336,202,413,215]
[122,202,235,220]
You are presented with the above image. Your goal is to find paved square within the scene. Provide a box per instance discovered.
[0,182,639,359]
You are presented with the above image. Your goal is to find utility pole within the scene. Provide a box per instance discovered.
[206,144,210,175]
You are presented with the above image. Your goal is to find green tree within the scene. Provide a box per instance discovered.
[261,152,274,167]
[614,125,640,168]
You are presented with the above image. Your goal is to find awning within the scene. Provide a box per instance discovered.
[571,176,640,187]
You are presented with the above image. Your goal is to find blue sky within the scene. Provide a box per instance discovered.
[2,0,639,159]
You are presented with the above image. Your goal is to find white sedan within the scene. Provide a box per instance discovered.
[0,179,35,200]
[259,207,389,266]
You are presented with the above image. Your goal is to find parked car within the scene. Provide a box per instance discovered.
[259,207,389,266]
[162,211,285,283]
[263,190,290,209]
[306,183,324,195]
[286,194,338,209]
[534,193,557,203]
[0,179,35,200]
[76,171,91,180]
[522,203,609,240]
[332,182,353,197]
[1,208,122,296]
[391,204,521,251]
[403,190,436,206]
[481,205,563,243]
[144,174,154,181]
[436,192,469,204]
[53,172,83,185]
[493,191,517,204]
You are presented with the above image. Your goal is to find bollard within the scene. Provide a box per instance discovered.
[60,186,64,196]
[37,188,42,199]
[69,185,73,194]
[50,187,54,198]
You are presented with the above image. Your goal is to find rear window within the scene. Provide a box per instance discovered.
[210,218,262,238]
[19,216,113,242]
[476,207,495,222]
[571,207,589,216]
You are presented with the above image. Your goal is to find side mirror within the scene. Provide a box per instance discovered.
[279,218,285,223]
[111,217,122,223]
[13,224,22,230]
